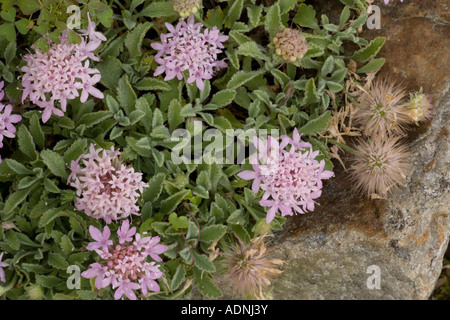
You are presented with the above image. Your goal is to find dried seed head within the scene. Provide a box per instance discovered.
[349,137,411,197]
[172,0,201,18]
[353,78,410,138]
[222,235,284,300]
[273,28,308,64]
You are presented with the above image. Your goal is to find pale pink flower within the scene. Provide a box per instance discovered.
[68,144,148,224]
[21,24,105,123]
[151,15,228,91]
[0,81,22,163]
[238,129,334,223]
[0,252,9,283]
[82,221,168,300]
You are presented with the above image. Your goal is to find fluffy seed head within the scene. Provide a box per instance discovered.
[68,144,148,223]
[405,91,434,124]
[353,78,410,138]
[222,235,284,300]
[273,28,308,64]
[172,0,201,18]
[349,137,411,197]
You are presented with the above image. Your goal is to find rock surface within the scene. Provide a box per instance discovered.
[269,0,450,300]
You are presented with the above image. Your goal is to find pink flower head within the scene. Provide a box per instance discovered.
[82,220,168,300]
[0,252,9,283]
[238,129,334,224]
[0,81,22,160]
[384,0,403,4]
[68,144,149,224]
[21,24,105,123]
[151,15,228,91]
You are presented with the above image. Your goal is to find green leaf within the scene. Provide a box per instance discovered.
[134,78,171,91]
[227,70,264,90]
[193,251,216,272]
[143,173,165,202]
[117,75,137,114]
[17,0,41,15]
[302,78,319,105]
[339,6,351,29]
[97,57,123,90]
[38,208,61,228]
[168,99,183,131]
[321,56,335,76]
[15,18,30,35]
[4,40,16,64]
[265,4,281,38]
[44,178,60,194]
[36,275,63,288]
[247,5,263,28]
[205,6,224,29]
[5,230,19,250]
[5,159,33,175]
[0,23,15,41]
[161,189,190,214]
[78,111,112,129]
[1,7,15,22]
[171,264,186,291]
[4,188,30,214]
[224,0,244,28]
[125,22,152,58]
[298,110,331,134]
[41,150,67,179]
[29,113,45,149]
[271,69,290,88]
[60,235,74,255]
[140,2,176,18]
[327,81,344,92]
[196,272,222,298]
[63,139,87,164]
[17,125,37,160]
[279,0,297,14]
[199,225,227,243]
[168,212,189,230]
[210,89,236,108]
[48,253,69,270]
[352,37,386,62]
[293,4,318,29]
[236,41,268,61]
[356,58,385,73]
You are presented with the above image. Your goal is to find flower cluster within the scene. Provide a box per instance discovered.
[21,15,105,123]
[82,221,168,300]
[0,252,9,283]
[350,137,410,197]
[238,129,334,224]
[222,235,283,300]
[68,144,148,224]
[273,28,308,64]
[0,81,22,163]
[172,0,201,18]
[353,78,410,138]
[151,15,228,91]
